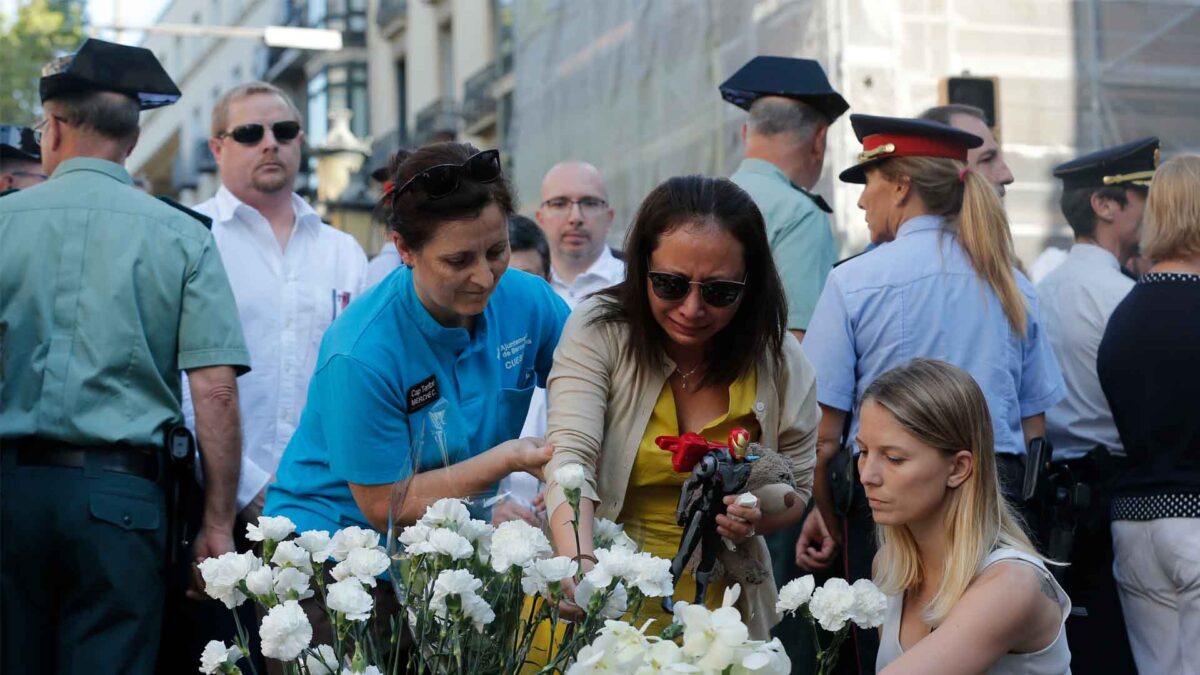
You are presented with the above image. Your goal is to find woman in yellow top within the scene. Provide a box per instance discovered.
[541,175,819,639]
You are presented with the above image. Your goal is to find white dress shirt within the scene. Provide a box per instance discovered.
[364,241,402,290]
[1037,243,1134,459]
[184,186,367,509]
[550,246,626,309]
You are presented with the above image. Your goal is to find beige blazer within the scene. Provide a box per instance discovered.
[544,295,819,638]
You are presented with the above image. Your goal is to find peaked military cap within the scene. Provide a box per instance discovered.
[40,38,181,110]
[719,56,849,123]
[1053,137,1159,190]
[0,124,41,162]
[838,113,983,184]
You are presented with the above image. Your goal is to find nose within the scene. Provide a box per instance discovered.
[468,258,497,290]
[567,201,585,225]
[675,284,707,319]
[857,187,867,211]
[858,452,882,488]
[997,159,1015,187]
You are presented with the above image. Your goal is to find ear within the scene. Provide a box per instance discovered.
[741,122,749,144]
[395,233,416,268]
[123,128,140,159]
[811,124,829,161]
[208,136,223,163]
[1090,191,1117,223]
[946,449,974,489]
[893,174,913,207]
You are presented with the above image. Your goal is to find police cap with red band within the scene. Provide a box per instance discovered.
[719,56,849,123]
[838,114,983,184]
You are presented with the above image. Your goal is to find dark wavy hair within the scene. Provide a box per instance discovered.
[385,142,516,250]
[591,175,788,388]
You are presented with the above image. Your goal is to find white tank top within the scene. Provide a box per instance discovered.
[874,547,1072,674]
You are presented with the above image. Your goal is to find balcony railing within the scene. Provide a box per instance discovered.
[413,98,458,144]
[461,62,498,131]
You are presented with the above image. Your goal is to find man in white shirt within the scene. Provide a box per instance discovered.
[535,160,626,307]
[188,82,367,520]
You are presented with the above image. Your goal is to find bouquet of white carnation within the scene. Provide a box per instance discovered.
[775,575,887,675]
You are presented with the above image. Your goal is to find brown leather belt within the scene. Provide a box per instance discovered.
[3,438,160,481]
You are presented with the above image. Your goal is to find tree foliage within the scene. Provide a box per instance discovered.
[0,0,85,123]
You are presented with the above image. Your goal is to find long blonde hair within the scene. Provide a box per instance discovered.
[1141,155,1200,264]
[865,359,1040,626]
[879,157,1027,335]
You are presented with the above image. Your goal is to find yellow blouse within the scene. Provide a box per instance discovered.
[616,369,760,632]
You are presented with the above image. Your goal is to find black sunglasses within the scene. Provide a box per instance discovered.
[217,120,302,145]
[394,149,502,201]
[648,271,747,308]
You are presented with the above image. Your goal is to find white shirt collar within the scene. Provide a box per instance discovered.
[212,184,322,232]
[1069,242,1121,272]
[551,245,624,288]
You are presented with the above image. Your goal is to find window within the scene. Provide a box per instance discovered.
[438,19,454,98]
[306,62,371,145]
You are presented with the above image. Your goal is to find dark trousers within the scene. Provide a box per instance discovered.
[1053,454,1137,675]
[2,451,167,675]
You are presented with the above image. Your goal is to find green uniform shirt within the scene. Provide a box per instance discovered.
[731,158,836,331]
[0,158,250,448]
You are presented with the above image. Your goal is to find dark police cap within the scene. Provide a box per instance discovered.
[719,56,849,123]
[0,124,41,162]
[40,38,181,110]
[838,113,983,184]
[1053,137,1159,190]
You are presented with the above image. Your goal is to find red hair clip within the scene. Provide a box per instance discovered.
[958,166,971,183]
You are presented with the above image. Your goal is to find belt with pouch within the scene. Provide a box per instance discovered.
[4,437,161,481]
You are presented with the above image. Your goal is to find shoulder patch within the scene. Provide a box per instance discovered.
[156,196,212,229]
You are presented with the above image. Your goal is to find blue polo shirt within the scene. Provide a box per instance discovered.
[265,266,569,534]
[802,215,1065,457]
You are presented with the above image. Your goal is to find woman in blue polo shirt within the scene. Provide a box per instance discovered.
[265,143,569,535]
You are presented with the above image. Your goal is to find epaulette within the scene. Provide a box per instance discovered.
[157,195,212,229]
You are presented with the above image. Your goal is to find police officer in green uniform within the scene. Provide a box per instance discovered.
[0,123,46,193]
[720,55,850,673]
[0,39,250,674]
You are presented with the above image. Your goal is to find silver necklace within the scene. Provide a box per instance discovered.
[674,362,703,390]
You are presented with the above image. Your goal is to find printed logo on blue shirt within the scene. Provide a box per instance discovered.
[497,334,529,370]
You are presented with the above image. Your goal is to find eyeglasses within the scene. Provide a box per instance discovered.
[392,149,502,201]
[216,120,302,145]
[32,115,68,144]
[648,271,747,308]
[541,196,608,217]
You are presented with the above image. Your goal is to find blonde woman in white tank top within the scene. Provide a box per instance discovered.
[854,359,1071,674]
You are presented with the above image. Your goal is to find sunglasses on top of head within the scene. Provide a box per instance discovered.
[392,149,503,202]
[217,120,302,145]
[647,271,747,308]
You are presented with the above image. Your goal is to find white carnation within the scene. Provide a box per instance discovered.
[459,518,494,543]
[555,464,586,490]
[244,565,275,597]
[199,640,242,674]
[628,552,674,598]
[430,569,494,631]
[598,620,650,669]
[460,593,496,632]
[331,547,390,586]
[326,578,374,622]
[198,551,260,609]
[732,637,791,675]
[330,526,382,561]
[419,498,471,529]
[246,515,296,543]
[584,546,637,588]
[808,577,856,632]
[575,578,628,619]
[849,578,887,629]
[592,518,635,551]
[678,603,749,671]
[775,575,816,615]
[305,644,339,675]
[271,540,314,573]
[411,528,474,560]
[520,556,577,596]
[259,600,312,661]
[490,520,552,572]
[398,523,433,548]
[273,566,314,602]
[635,639,697,674]
[295,530,335,563]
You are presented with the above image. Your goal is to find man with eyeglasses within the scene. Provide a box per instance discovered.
[0,123,47,192]
[0,39,250,674]
[187,81,367,523]
[534,160,626,308]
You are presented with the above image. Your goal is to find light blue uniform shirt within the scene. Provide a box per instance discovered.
[731,158,837,331]
[802,215,1065,457]
[265,266,569,534]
